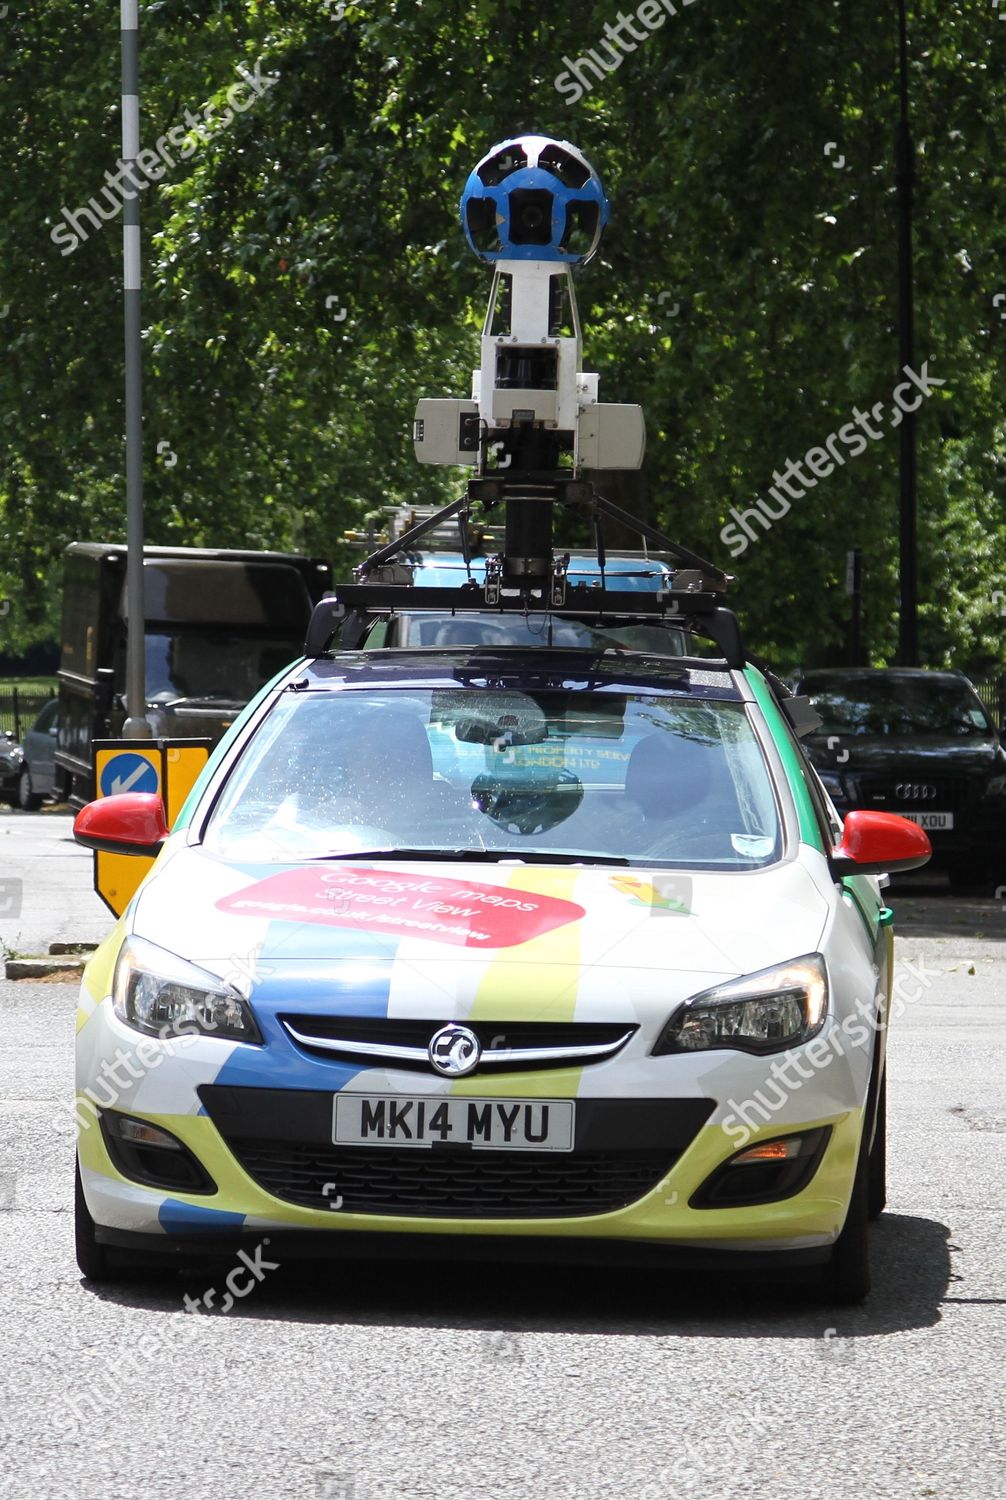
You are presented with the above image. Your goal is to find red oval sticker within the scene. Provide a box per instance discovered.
[216,867,585,949]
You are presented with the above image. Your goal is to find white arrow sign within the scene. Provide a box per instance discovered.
[111,760,154,795]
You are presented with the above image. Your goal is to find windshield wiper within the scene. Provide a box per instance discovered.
[310,848,629,866]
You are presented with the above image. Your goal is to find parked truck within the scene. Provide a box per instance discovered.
[56,543,331,801]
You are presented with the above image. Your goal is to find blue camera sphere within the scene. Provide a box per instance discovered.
[460,135,610,265]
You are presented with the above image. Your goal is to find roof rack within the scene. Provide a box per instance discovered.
[306,572,747,669]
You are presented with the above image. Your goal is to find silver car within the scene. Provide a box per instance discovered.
[19,699,59,810]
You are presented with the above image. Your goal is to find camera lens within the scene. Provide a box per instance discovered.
[507,189,553,246]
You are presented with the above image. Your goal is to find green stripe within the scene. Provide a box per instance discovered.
[744,666,824,851]
[842,876,880,943]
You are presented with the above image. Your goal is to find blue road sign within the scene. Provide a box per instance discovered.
[99,751,160,799]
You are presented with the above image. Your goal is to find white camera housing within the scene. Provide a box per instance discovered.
[414,259,644,472]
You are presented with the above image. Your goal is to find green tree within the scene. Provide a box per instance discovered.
[1,0,1004,673]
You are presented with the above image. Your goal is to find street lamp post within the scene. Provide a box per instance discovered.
[121,0,151,737]
[896,0,919,667]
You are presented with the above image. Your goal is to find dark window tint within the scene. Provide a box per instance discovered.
[804,675,990,738]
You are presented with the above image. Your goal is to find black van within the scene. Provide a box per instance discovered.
[56,544,331,801]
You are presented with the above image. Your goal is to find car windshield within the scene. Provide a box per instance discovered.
[203,686,781,870]
[396,615,688,654]
[138,632,301,704]
[805,675,991,738]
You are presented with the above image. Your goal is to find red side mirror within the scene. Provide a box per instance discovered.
[73,794,170,858]
[830,809,931,877]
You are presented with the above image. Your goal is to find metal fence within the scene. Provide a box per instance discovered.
[0,686,57,741]
[971,674,1006,726]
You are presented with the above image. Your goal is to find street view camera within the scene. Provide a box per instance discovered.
[319,133,741,665]
[411,135,648,600]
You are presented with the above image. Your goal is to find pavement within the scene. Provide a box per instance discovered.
[0,806,111,958]
[0,813,1003,1499]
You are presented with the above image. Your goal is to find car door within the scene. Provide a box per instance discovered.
[25,700,59,793]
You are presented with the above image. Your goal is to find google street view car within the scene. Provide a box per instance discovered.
[72,137,931,1304]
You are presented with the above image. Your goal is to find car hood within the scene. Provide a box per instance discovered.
[129,845,831,1011]
[805,733,1001,772]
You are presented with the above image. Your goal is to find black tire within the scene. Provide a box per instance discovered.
[819,1127,871,1305]
[75,1159,173,1283]
[17,767,42,812]
[867,1069,887,1221]
[75,1158,113,1281]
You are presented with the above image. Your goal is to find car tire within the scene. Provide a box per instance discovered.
[819,1127,871,1306]
[17,767,42,812]
[75,1158,172,1283]
[75,1158,114,1281]
[867,1069,887,1221]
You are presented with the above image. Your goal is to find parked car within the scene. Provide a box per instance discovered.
[72,631,930,1303]
[18,698,59,811]
[340,552,690,653]
[0,731,24,805]
[791,667,1006,887]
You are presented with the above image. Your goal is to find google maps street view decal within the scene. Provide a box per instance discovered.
[215,866,586,949]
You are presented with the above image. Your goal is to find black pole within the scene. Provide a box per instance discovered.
[896,0,919,666]
[847,548,864,665]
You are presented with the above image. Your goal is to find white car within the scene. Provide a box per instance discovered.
[72,642,930,1302]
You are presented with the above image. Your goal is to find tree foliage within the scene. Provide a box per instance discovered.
[1,0,1004,670]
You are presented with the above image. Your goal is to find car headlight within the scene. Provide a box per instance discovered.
[653,954,828,1056]
[112,936,262,1043]
[1,746,24,768]
[984,775,1006,798]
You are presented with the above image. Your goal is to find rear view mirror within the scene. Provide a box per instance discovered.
[455,717,546,748]
[830,809,931,878]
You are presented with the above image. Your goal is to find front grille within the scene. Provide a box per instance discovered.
[229,1139,675,1218]
[857,776,967,811]
[280,1014,636,1074]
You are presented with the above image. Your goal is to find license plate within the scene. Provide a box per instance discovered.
[900,811,954,831]
[333,1094,575,1152]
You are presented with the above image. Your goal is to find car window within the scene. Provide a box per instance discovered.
[203,687,781,870]
[114,633,300,704]
[804,675,991,737]
[398,614,688,654]
[33,700,59,733]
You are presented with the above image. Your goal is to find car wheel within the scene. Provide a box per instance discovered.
[75,1158,113,1281]
[75,1158,172,1282]
[17,767,42,812]
[867,1069,887,1221]
[819,1127,871,1306]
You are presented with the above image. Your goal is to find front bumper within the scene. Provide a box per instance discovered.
[78,1084,865,1258]
[95,1220,833,1273]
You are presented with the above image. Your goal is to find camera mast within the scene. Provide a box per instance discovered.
[308,136,745,667]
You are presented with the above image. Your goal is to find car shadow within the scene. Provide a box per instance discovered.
[890,891,1006,941]
[84,1211,952,1339]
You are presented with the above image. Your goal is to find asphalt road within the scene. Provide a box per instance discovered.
[0,806,110,955]
[0,812,1004,1500]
